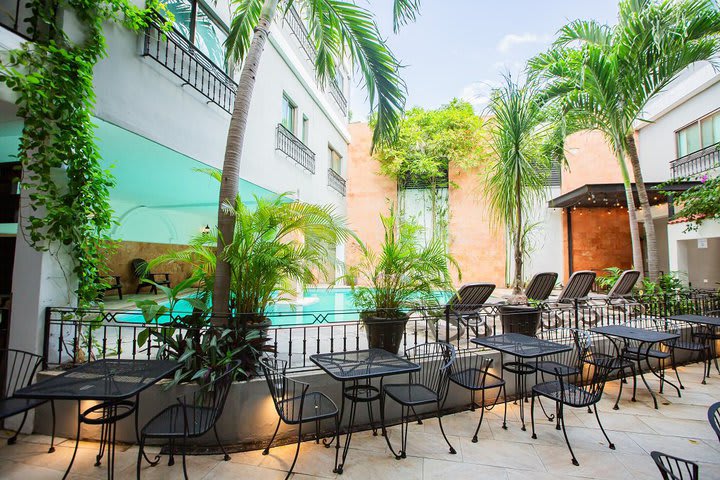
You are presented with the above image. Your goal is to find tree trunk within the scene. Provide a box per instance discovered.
[626,133,658,281]
[213,0,279,320]
[513,178,523,295]
[617,154,645,278]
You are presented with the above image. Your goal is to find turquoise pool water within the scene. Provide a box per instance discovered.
[117,287,454,326]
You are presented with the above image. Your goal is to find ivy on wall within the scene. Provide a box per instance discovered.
[665,174,720,232]
[0,0,167,305]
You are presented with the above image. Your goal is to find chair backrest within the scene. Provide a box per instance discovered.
[260,357,309,424]
[537,328,590,375]
[524,272,558,302]
[0,349,44,399]
[585,329,623,366]
[650,451,699,480]
[445,283,495,315]
[449,353,495,389]
[557,355,613,405]
[178,363,237,437]
[405,342,456,400]
[131,258,149,279]
[607,270,640,298]
[709,401,720,443]
[557,271,597,303]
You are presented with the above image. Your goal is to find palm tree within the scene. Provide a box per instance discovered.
[212,0,418,316]
[484,75,552,296]
[532,0,720,280]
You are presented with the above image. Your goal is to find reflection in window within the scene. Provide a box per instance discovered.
[329,146,342,174]
[162,0,228,71]
[282,94,297,133]
[676,111,720,157]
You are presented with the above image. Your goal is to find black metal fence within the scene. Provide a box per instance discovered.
[276,123,316,173]
[327,168,346,196]
[670,141,720,179]
[43,291,719,371]
[142,20,237,114]
[0,0,32,40]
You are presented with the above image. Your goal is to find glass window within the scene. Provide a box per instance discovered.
[282,94,296,133]
[700,112,720,148]
[162,0,228,71]
[329,147,342,174]
[302,115,309,144]
[677,122,700,157]
[164,0,193,38]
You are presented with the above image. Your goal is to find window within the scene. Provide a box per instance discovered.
[302,115,309,144]
[676,110,720,157]
[163,0,229,71]
[281,94,297,133]
[329,146,342,174]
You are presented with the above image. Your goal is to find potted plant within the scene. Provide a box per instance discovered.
[340,208,459,353]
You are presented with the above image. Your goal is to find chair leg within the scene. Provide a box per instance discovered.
[436,402,456,455]
[530,393,537,440]
[613,368,624,410]
[557,404,579,466]
[136,435,145,480]
[181,437,189,480]
[49,400,56,453]
[472,389,485,443]
[168,438,175,466]
[8,410,28,445]
[593,404,615,450]
[214,424,230,461]
[285,423,302,480]
[263,418,282,455]
[501,384,508,430]
[671,350,684,390]
[630,363,638,402]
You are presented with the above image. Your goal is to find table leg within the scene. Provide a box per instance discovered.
[636,342,659,409]
[62,401,82,480]
[643,343,681,400]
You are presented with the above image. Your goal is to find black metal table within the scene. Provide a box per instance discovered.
[590,325,680,409]
[670,314,720,381]
[15,359,180,480]
[310,349,420,474]
[471,333,572,430]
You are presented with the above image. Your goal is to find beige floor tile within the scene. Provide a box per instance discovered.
[637,415,718,440]
[202,461,290,479]
[420,409,494,441]
[533,444,634,479]
[459,438,545,471]
[627,431,720,464]
[255,440,338,478]
[383,427,462,462]
[423,458,508,480]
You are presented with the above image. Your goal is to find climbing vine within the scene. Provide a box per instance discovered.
[0,0,167,305]
[664,174,720,232]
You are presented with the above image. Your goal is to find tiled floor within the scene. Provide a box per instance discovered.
[1,362,719,479]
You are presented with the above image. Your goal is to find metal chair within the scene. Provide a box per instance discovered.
[381,342,456,459]
[651,451,699,480]
[132,258,171,294]
[260,357,339,480]
[535,328,589,380]
[693,309,720,376]
[654,318,711,388]
[0,348,55,452]
[543,271,597,328]
[448,353,507,442]
[428,283,496,342]
[584,329,637,410]
[530,357,615,466]
[137,365,237,480]
[709,401,720,443]
[524,272,559,302]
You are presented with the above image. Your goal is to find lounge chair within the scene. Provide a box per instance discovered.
[588,270,642,322]
[427,283,496,342]
[131,258,171,294]
[524,272,559,302]
[541,271,596,328]
[101,275,123,300]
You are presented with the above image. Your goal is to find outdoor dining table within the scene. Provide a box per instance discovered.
[14,359,180,480]
[310,348,420,474]
[471,333,572,431]
[670,314,720,381]
[590,325,680,409]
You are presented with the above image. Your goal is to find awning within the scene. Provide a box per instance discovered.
[548,182,699,209]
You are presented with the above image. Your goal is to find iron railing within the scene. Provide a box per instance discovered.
[42,291,719,372]
[0,0,32,40]
[284,4,316,63]
[142,20,237,114]
[671,141,720,179]
[327,168,346,196]
[276,123,316,173]
[327,79,348,117]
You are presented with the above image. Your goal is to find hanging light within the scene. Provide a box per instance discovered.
[202,225,211,234]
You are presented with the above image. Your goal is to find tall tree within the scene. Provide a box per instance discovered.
[532,0,720,280]
[213,0,417,316]
[484,76,553,296]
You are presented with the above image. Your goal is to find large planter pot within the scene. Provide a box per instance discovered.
[499,305,541,337]
[361,312,410,354]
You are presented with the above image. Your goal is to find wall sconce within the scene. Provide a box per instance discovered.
[202,225,211,234]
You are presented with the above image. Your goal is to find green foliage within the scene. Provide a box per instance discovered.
[0,0,164,305]
[373,99,486,185]
[663,174,720,232]
[340,206,459,315]
[596,267,625,292]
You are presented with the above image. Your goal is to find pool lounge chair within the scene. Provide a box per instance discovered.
[427,283,496,342]
[132,258,171,294]
[524,272,559,302]
[542,271,596,328]
[588,270,642,320]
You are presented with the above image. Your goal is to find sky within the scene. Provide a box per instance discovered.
[350,0,620,120]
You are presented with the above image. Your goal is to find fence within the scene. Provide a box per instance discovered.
[43,291,719,371]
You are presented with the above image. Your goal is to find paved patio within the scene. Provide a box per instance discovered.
[0,361,718,479]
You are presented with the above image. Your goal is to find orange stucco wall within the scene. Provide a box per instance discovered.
[562,131,627,193]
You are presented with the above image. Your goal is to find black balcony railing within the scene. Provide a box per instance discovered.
[327,79,348,117]
[671,141,720,179]
[276,123,316,173]
[142,20,237,114]
[284,4,316,63]
[0,1,32,40]
[328,168,346,196]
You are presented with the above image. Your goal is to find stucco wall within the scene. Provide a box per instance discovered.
[562,131,626,194]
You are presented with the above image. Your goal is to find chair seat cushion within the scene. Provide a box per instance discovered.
[532,381,597,407]
[535,361,580,377]
[278,391,338,424]
[383,384,439,406]
[449,368,505,390]
[142,404,216,438]
[0,397,46,420]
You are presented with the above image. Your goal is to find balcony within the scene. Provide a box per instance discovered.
[328,168,346,196]
[142,20,237,114]
[327,79,348,117]
[670,141,720,179]
[276,123,316,173]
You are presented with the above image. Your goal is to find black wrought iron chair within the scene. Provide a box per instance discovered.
[136,365,237,480]
[651,451,699,480]
[132,258,171,294]
[709,401,720,443]
[530,356,615,466]
[543,271,597,328]
[0,348,55,452]
[428,283,496,342]
[448,354,506,442]
[381,342,456,458]
[585,330,637,410]
[260,357,339,480]
[101,275,123,300]
[524,272,559,302]
[693,309,720,377]
[535,328,590,380]
[654,317,710,388]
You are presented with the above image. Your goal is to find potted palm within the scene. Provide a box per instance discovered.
[341,208,459,353]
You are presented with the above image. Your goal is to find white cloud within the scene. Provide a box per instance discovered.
[496,33,552,53]
[460,81,498,112]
